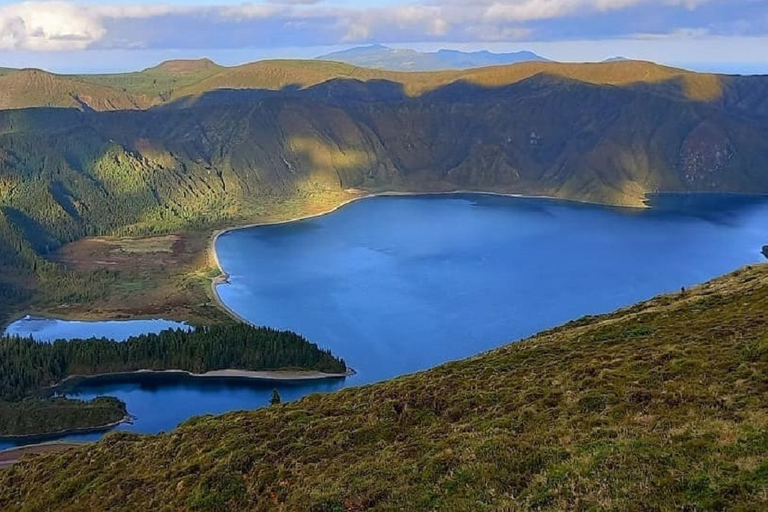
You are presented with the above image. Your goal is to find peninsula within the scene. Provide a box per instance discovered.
[4,264,768,509]
[0,323,347,438]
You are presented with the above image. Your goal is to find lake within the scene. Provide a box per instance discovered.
[2,193,767,449]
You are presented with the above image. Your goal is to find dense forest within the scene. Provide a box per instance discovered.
[0,324,347,402]
[0,324,346,437]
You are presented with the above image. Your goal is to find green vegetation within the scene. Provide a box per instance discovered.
[0,57,765,327]
[0,324,346,400]
[1,265,767,509]
[0,60,766,325]
[71,58,223,100]
[0,398,127,439]
[0,324,345,437]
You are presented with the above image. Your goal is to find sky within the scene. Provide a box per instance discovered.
[0,0,765,74]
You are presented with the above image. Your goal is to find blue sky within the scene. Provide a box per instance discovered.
[0,0,765,73]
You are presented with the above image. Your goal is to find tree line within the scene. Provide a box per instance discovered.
[0,323,346,402]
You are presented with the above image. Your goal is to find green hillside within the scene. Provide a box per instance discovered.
[0,61,767,324]
[2,264,767,510]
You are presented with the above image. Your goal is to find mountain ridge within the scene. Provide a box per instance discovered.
[0,58,749,112]
[315,44,550,71]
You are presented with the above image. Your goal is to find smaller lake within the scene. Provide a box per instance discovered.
[3,317,188,342]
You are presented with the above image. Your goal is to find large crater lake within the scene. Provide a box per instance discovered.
[3,193,768,449]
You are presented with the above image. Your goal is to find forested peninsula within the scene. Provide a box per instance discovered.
[0,323,347,437]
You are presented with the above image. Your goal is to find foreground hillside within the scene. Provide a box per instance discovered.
[2,264,767,510]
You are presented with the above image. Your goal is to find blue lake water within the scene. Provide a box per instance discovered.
[2,193,768,450]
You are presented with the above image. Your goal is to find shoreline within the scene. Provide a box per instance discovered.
[0,441,88,469]
[58,367,355,386]
[0,415,133,443]
[1,366,354,447]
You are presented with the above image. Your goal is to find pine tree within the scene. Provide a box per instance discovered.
[270,389,282,406]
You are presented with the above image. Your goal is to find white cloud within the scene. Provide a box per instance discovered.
[339,6,452,43]
[633,27,711,39]
[0,2,104,50]
[0,2,196,51]
[485,0,714,22]
[0,0,754,52]
[218,5,283,20]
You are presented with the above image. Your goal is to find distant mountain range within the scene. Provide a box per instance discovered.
[316,44,549,71]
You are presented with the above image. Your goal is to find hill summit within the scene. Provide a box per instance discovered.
[144,58,222,74]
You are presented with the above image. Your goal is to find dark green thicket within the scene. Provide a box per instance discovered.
[0,398,127,438]
[2,265,767,510]
[0,324,346,402]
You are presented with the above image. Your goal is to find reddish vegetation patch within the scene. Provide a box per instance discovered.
[54,234,190,271]
[43,232,229,324]
[154,58,218,74]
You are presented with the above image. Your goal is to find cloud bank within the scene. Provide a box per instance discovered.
[0,0,762,52]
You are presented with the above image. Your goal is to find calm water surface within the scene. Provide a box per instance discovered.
[3,193,767,449]
[216,194,768,382]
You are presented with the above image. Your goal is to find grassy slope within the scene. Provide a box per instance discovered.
[2,264,768,510]
[0,70,143,111]
[0,59,736,111]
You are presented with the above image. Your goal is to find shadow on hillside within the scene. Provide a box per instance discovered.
[152,71,755,113]
[155,74,628,111]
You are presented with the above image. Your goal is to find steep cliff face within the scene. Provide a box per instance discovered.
[99,74,768,206]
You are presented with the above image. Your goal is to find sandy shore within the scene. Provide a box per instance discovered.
[0,442,86,469]
[60,367,354,386]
